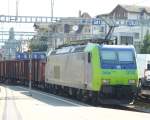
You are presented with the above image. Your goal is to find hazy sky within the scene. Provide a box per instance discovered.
[0,0,150,34]
[0,0,150,17]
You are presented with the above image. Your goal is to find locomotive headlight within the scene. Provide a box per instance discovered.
[128,80,136,84]
[102,80,109,85]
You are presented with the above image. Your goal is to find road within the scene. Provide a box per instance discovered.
[0,85,150,120]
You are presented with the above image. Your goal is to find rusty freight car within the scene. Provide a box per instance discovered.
[0,52,46,88]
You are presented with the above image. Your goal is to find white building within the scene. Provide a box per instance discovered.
[33,11,107,49]
[96,4,150,53]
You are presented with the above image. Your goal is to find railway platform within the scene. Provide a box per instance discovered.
[0,85,150,120]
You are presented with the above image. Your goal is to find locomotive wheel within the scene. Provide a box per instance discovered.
[76,89,82,101]
[91,92,99,106]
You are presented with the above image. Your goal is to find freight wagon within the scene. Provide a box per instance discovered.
[0,56,46,89]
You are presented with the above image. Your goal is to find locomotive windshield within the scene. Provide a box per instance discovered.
[101,49,135,64]
[118,51,134,63]
[101,50,117,63]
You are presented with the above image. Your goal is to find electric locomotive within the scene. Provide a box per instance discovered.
[45,43,139,104]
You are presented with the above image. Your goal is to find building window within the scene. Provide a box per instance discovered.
[64,24,70,33]
[123,12,126,18]
[120,36,133,45]
[93,26,96,30]
[89,29,91,33]
[99,26,104,32]
[84,28,91,33]
[84,28,87,33]
[134,33,139,39]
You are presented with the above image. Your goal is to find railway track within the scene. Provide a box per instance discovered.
[98,104,144,113]
[96,93,150,113]
[26,85,150,113]
[49,89,150,113]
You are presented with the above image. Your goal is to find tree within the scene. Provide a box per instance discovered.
[29,35,48,52]
[141,30,150,53]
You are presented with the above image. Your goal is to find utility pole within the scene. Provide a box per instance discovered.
[28,44,32,96]
[16,0,19,20]
[48,0,54,50]
[50,0,55,49]
[140,9,145,50]
[8,0,10,15]
[51,0,54,21]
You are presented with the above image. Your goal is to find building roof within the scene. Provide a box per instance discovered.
[81,12,91,18]
[120,4,150,13]
[96,4,150,18]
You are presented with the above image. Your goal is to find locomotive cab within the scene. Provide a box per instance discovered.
[98,45,138,104]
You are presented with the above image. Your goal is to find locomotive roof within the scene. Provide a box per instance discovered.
[49,43,135,56]
[100,45,135,49]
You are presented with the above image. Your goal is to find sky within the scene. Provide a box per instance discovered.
[0,0,150,17]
